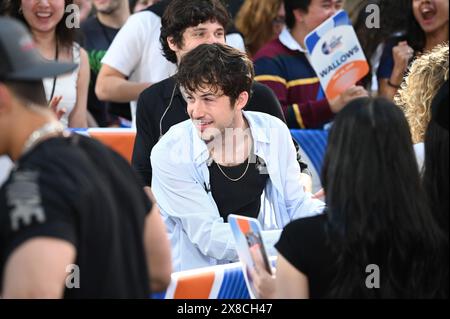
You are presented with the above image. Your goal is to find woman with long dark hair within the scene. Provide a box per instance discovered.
[251,97,448,298]
[5,0,89,128]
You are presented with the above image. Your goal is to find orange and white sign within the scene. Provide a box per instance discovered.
[305,10,369,100]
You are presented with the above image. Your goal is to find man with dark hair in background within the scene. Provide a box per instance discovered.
[96,0,177,127]
[0,17,171,298]
[253,0,368,129]
[132,0,312,199]
[81,0,132,126]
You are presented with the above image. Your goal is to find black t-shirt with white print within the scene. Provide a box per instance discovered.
[0,134,152,298]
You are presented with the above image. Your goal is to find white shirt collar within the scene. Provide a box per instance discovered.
[279,28,308,53]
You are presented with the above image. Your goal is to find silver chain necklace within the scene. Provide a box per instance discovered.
[21,122,64,156]
[215,159,250,182]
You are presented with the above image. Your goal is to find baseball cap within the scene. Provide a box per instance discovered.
[431,79,449,131]
[0,17,76,81]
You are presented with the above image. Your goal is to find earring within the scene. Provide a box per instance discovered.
[18,7,23,14]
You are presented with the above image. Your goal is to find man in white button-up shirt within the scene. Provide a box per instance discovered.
[151,43,325,271]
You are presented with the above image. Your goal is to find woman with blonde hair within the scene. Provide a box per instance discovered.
[395,43,448,147]
[235,0,285,58]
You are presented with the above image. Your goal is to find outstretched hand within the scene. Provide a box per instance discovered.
[248,252,276,299]
[48,95,66,120]
[312,188,325,199]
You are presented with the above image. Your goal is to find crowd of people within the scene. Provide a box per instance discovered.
[0,0,448,299]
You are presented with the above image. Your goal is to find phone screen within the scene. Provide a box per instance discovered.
[246,231,272,274]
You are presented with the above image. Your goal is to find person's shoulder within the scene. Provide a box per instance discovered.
[284,214,327,240]
[161,119,192,142]
[144,0,170,18]
[253,38,288,61]
[71,134,129,161]
[80,16,97,31]
[28,136,84,162]
[151,120,192,155]
[245,111,286,128]
[138,77,175,112]
[15,136,95,187]
[150,120,193,170]
[107,11,158,41]
[36,135,122,166]
[128,10,162,27]
[251,81,275,97]
[140,77,174,100]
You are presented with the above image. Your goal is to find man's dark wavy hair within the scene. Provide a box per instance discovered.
[176,43,254,105]
[160,0,231,64]
[321,97,448,298]
[283,0,311,29]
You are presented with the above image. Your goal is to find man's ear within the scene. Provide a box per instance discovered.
[0,84,13,115]
[293,8,306,24]
[235,91,250,111]
[167,36,179,53]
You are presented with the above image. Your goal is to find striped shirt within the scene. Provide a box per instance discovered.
[253,28,334,129]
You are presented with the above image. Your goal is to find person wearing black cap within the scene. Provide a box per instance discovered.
[0,17,171,298]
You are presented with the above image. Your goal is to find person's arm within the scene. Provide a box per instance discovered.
[144,204,172,293]
[378,41,414,100]
[2,238,76,298]
[96,64,151,103]
[299,173,313,193]
[280,123,325,219]
[144,186,156,204]
[253,57,291,116]
[132,89,157,187]
[274,254,309,299]
[328,86,369,112]
[69,47,89,128]
[248,81,285,122]
[248,255,276,299]
[379,80,398,101]
[287,85,368,128]
[74,0,92,22]
[253,56,331,128]
[95,12,153,103]
[151,141,238,262]
[254,57,367,128]
[0,164,79,299]
[254,217,314,299]
[248,253,309,299]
